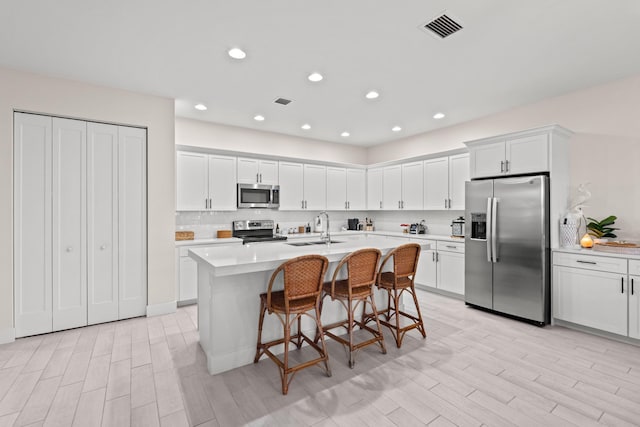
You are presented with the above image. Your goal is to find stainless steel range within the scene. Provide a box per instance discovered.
[232,220,287,244]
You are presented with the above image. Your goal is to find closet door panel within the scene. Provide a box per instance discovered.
[87,123,119,324]
[118,126,147,319]
[52,118,87,331]
[14,113,53,337]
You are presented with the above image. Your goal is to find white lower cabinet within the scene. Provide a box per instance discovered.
[14,112,147,338]
[437,242,465,295]
[628,260,640,339]
[414,239,465,296]
[553,252,636,338]
[175,241,242,304]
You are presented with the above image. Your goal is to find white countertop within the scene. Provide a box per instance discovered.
[175,230,462,246]
[553,247,640,261]
[175,237,243,246]
[188,235,432,277]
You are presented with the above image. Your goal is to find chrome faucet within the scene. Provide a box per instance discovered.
[319,211,330,243]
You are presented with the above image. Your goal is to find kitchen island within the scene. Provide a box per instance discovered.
[189,235,431,375]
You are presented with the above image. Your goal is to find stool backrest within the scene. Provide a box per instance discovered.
[378,243,421,286]
[281,255,329,302]
[393,243,421,278]
[346,248,381,287]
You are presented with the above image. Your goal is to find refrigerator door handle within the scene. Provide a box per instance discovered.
[486,197,493,263]
[491,197,499,262]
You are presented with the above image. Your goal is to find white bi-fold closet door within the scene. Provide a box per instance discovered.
[14,112,147,338]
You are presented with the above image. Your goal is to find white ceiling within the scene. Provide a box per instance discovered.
[2,1,640,147]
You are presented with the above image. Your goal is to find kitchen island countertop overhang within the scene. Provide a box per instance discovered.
[189,235,432,375]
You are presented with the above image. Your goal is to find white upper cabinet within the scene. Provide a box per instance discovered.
[383,165,402,211]
[367,167,384,210]
[346,168,366,210]
[176,151,236,211]
[506,134,549,176]
[303,164,327,211]
[278,161,304,210]
[208,155,237,210]
[423,153,469,210]
[237,157,278,185]
[176,152,209,211]
[279,161,326,210]
[327,167,366,211]
[466,127,566,179]
[423,157,449,210]
[326,167,347,210]
[448,153,470,210]
[469,140,505,178]
[401,161,423,210]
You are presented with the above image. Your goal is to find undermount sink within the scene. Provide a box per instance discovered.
[286,240,343,246]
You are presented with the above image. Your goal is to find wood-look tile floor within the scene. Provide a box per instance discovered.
[2,290,640,426]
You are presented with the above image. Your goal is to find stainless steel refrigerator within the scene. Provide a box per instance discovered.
[464,175,550,325]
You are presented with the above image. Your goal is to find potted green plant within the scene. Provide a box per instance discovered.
[586,215,619,241]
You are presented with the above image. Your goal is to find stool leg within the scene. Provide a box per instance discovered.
[254,299,267,363]
[295,315,303,349]
[314,293,326,344]
[368,293,387,354]
[281,314,291,395]
[410,285,426,338]
[347,297,355,368]
[393,288,403,348]
[315,306,332,378]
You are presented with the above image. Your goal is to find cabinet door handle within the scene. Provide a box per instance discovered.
[621,277,624,294]
[432,252,435,262]
[379,201,382,209]
[301,200,304,209]
[260,173,262,183]
[505,160,510,172]
[500,160,505,173]
[632,278,635,295]
[256,173,259,183]
[436,252,439,262]
[66,247,73,252]
[305,200,307,209]
[100,245,106,250]
[445,245,457,249]
[576,260,596,265]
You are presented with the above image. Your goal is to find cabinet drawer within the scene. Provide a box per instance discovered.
[553,252,627,274]
[437,241,465,254]
[630,259,640,276]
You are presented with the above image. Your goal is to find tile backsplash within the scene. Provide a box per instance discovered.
[176,209,463,238]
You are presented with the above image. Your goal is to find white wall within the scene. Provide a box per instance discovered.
[176,117,368,165]
[368,74,640,241]
[0,67,176,339]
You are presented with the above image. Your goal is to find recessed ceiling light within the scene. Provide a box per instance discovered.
[301,124,311,130]
[308,72,323,82]
[254,115,265,121]
[433,112,445,119]
[341,132,350,137]
[194,104,207,111]
[365,91,379,99]
[228,48,246,59]
[392,126,402,132]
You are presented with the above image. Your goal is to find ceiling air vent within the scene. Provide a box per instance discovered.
[274,97,292,106]
[421,14,463,39]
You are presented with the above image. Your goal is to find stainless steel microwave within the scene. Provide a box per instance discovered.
[237,183,280,209]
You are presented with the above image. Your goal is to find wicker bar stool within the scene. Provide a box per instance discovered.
[317,248,386,368]
[368,243,426,348]
[254,254,332,395]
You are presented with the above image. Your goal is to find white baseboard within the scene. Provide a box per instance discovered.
[146,301,177,317]
[0,327,16,345]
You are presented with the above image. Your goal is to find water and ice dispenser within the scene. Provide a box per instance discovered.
[471,213,487,240]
